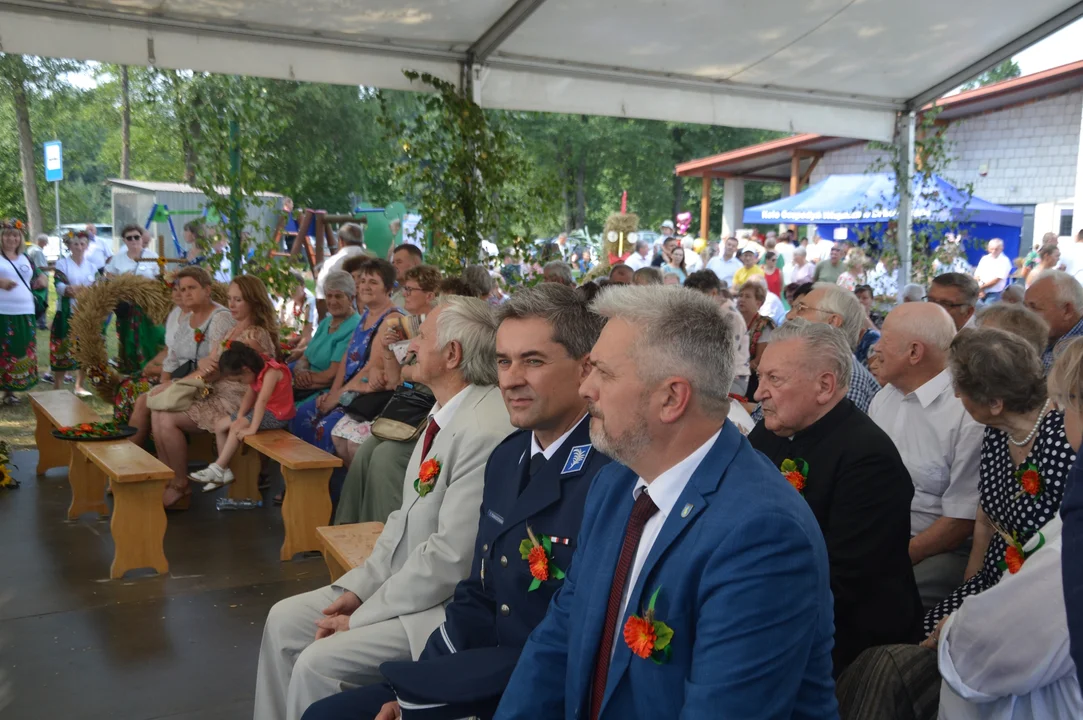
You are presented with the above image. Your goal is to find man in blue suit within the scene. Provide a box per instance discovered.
[303,283,611,720]
[494,285,838,720]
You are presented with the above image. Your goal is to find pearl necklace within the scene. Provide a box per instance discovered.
[1007,399,1050,447]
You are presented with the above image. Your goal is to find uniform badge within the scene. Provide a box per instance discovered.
[561,445,592,474]
[487,509,504,525]
[681,503,693,518]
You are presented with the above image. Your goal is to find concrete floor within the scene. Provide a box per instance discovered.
[0,450,329,720]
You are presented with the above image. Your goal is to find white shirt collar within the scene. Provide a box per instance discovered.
[631,429,722,518]
[530,413,589,461]
[430,385,470,427]
[909,368,953,409]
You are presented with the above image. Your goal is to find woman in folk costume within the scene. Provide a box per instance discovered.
[51,232,98,396]
[105,223,164,374]
[0,219,40,404]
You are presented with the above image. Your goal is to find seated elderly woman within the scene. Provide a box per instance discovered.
[374,264,441,390]
[975,302,1049,357]
[292,258,401,459]
[924,327,1074,636]
[290,270,361,400]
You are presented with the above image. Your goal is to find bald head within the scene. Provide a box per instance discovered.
[876,302,956,392]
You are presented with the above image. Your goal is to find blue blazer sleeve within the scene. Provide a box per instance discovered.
[1062,453,1083,685]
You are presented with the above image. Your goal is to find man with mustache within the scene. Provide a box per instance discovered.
[302,283,611,720]
[494,286,837,720]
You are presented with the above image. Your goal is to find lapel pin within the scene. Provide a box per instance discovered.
[681,503,693,518]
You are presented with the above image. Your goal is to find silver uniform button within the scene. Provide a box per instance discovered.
[482,543,488,552]
[500,604,510,616]
[500,555,508,567]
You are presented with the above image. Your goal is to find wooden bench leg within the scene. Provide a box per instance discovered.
[67,447,110,520]
[110,479,169,579]
[228,443,262,502]
[322,551,347,583]
[280,467,333,561]
[34,404,70,475]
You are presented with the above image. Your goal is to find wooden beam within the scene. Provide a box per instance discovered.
[790,153,800,197]
[799,156,821,186]
[700,176,711,240]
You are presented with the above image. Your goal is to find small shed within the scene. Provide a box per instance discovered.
[107,179,284,258]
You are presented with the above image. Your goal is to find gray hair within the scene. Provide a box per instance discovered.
[435,296,499,386]
[35,233,48,244]
[461,265,493,296]
[1033,270,1083,311]
[591,286,736,418]
[633,267,664,285]
[901,283,926,303]
[338,223,364,246]
[497,283,603,358]
[932,272,979,306]
[976,303,1050,357]
[794,246,807,258]
[950,327,1046,414]
[323,270,356,297]
[769,318,852,392]
[542,260,574,285]
[811,282,864,350]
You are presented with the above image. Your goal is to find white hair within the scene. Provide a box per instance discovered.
[893,305,957,353]
[811,282,864,351]
[794,247,807,257]
[770,318,852,391]
[1033,270,1083,312]
[435,296,499,386]
[591,286,736,418]
[901,283,926,303]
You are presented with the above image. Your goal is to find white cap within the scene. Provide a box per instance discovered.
[661,220,675,230]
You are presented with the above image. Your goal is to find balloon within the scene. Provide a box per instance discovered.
[693,237,706,253]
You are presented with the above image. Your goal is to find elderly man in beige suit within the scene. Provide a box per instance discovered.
[254,297,515,720]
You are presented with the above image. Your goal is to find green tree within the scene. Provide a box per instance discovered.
[962,59,1021,90]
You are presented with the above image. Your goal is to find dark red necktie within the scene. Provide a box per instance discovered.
[420,418,440,458]
[589,490,659,720]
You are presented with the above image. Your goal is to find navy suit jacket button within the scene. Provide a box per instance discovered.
[482,543,489,552]
[500,555,508,567]
[500,604,510,616]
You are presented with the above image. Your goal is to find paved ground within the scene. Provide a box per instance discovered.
[0,450,329,720]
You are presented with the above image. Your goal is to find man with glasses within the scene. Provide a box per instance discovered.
[925,273,979,331]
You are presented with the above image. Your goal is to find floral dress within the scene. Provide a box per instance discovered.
[185,324,276,432]
[290,307,399,453]
[924,411,1073,632]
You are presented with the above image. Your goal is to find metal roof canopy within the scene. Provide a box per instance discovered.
[2,0,1083,142]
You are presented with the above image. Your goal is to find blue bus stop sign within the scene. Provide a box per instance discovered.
[44,141,63,182]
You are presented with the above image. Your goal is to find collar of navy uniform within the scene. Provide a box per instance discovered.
[631,428,721,520]
[528,412,590,463]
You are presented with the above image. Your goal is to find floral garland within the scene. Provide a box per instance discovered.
[54,421,125,440]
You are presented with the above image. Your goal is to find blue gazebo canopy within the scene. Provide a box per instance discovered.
[743,173,1024,228]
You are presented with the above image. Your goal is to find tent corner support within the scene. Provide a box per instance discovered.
[897,111,916,291]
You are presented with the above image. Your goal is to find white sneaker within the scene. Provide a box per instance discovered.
[189,464,232,484]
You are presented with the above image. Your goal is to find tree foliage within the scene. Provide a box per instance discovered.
[961,59,1021,91]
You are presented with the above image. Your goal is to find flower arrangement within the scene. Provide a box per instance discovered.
[519,526,566,591]
[0,441,17,489]
[780,458,809,494]
[623,587,673,663]
[414,458,441,497]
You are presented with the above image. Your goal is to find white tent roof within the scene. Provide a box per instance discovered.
[2,0,1082,142]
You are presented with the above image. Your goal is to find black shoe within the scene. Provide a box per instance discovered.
[41,373,54,384]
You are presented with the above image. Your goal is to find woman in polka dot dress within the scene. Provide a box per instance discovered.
[924,328,1074,633]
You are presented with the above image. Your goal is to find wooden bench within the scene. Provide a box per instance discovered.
[29,390,102,476]
[236,430,342,561]
[76,441,173,579]
[316,522,385,582]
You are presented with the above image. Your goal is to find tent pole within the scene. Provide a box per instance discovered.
[897,111,916,292]
[700,176,711,240]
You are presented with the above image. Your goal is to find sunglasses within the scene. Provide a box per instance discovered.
[124,234,142,241]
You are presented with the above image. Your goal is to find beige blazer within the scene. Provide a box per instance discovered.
[335,383,514,656]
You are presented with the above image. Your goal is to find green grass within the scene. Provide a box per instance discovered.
[0,282,119,450]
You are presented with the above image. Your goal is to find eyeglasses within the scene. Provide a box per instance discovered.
[401,286,424,296]
[791,300,836,316]
[924,296,970,310]
[124,234,142,242]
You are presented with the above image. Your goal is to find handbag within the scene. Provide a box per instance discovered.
[145,376,209,412]
[371,382,436,442]
[4,255,46,315]
[338,389,395,422]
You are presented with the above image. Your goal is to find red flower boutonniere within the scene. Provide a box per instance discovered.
[780,458,809,494]
[518,526,565,591]
[414,458,441,497]
[193,328,206,344]
[221,339,232,351]
[992,519,1046,574]
[623,587,673,664]
[1014,463,1044,500]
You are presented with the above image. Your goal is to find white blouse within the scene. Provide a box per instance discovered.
[0,252,36,316]
[54,256,99,309]
[938,515,1083,719]
[104,249,160,279]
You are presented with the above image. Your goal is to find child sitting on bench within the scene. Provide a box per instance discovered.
[189,342,297,492]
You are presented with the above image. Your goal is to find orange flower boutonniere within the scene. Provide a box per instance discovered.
[518,526,566,591]
[1014,463,1044,500]
[780,458,809,494]
[193,328,206,345]
[623,587,673,664]
[414,458,441,497]
[992,519,1046,575]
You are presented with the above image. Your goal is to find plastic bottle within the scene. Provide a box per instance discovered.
[216,497,263,511]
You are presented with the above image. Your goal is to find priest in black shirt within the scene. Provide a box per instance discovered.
[749,318,922,675]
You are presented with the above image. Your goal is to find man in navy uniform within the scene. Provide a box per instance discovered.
[303,283,611,720]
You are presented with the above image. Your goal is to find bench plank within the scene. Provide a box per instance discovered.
[29,390,101,475]
[80,441,175,484]
[245,430,343,470]
[317,523,385,581]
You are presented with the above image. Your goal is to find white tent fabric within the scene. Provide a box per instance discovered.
[1,0,1082,141]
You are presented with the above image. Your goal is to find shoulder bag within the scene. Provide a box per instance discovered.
[145,376,209,412]
[371,382,437,442]
[171,308,226,380]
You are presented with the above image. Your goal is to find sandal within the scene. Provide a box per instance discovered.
[273,490,285,506]
[163,484,191,511]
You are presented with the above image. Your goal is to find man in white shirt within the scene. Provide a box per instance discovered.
[624,240,652,272]
[315,223,366,304]
[774,230,796,280]
[680,236,703,272]
[705,236,742,288]
[83,222,113,271]
[868,302,983,610]
[807,233,834,264]
[867,255,900,302]
[1062,228,1083,282]
[973,238,1013,303]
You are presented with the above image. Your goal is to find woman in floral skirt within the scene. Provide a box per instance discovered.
[0,220,40,404]
[51,232,98,395]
